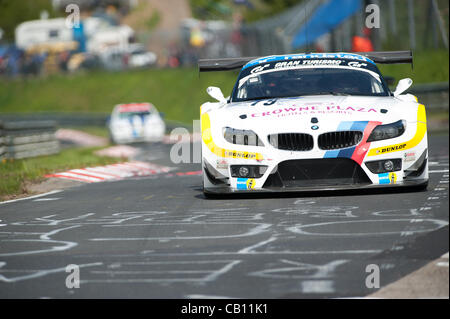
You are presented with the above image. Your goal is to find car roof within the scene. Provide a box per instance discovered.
[115,103,153,113]
[242,52,376,71]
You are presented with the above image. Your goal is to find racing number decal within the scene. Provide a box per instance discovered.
[250,99,277,106]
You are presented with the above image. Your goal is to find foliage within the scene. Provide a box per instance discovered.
[0,0,62,42]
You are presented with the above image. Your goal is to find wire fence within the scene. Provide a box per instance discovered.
[136,0,448,66]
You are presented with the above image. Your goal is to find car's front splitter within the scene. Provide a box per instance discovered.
[204,179,428,194]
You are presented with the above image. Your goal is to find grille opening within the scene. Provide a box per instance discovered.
[318,131,363,150]
[268,133,314,151]
[263,158,371,188]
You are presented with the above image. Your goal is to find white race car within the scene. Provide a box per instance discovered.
[108,103,166,144]
[199,51,428,195]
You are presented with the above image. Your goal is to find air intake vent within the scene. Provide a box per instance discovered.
[318,131,363,150]
[268,133,314,151]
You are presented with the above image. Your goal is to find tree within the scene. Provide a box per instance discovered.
[0,0,61,42]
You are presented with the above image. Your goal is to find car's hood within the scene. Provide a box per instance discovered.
[211,95,419,133]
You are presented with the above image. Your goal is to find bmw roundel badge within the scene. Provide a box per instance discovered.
[311,125,319,130]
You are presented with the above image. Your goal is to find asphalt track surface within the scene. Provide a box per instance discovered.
[0,133,448,298]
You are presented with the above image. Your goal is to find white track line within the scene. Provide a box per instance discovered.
[0,190,63,205]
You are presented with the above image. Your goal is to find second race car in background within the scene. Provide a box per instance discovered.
[108,102,166,144]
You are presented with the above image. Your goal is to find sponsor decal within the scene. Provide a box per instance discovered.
[378,172,397,185]
[216,159,229,169]
[243,54,375,71]
[249,105,378,118]
[237,178,256,190]
[274,60,302,69]
[375,143,407,155]
[224,150,258,159]
[302,59,342,66]
[348,61,368,68]
[404,152,416,162]
[251,64,270,74]
[274,60,342,69]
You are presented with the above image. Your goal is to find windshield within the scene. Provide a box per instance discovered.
[118,111,151,119]
[232,67,389,102]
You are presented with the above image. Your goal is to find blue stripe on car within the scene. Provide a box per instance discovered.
[243,53,375,70]
[323,121,369,159]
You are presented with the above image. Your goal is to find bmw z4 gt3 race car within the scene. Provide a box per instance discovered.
[198,51,428,195]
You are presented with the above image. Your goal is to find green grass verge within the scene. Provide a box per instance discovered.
[0,68,237,125]
[0,147,120,200]
[0,50,448,124]
[68,126,110,138]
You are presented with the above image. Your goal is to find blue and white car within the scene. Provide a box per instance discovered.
[108,103,166,144]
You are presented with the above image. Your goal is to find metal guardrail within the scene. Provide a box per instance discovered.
[0,130,5,160]
[0,121,60,160]
[0,113,108,127]
[0,113,189,132]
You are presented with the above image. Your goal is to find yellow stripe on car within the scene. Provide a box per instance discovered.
[201,112,264,160]
[368,104,427,156]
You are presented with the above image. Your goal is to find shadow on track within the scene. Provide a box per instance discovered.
[193,184,429,200]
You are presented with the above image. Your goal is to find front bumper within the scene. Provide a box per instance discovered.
[202,146,429,193]
[203,178,429,194]
[201,107,429,194]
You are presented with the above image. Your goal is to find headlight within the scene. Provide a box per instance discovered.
[223,127,265,146]
[367,120,406,142]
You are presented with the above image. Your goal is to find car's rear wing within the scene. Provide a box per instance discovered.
[198,51,413,72]
[354,51,413,65]
[198,57,258,72]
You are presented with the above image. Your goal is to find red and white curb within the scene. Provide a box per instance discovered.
[94,145,140,158]
[45,161,174,183]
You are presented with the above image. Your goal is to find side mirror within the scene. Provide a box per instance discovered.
[207,86,226,103]
[393,78,413,97]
